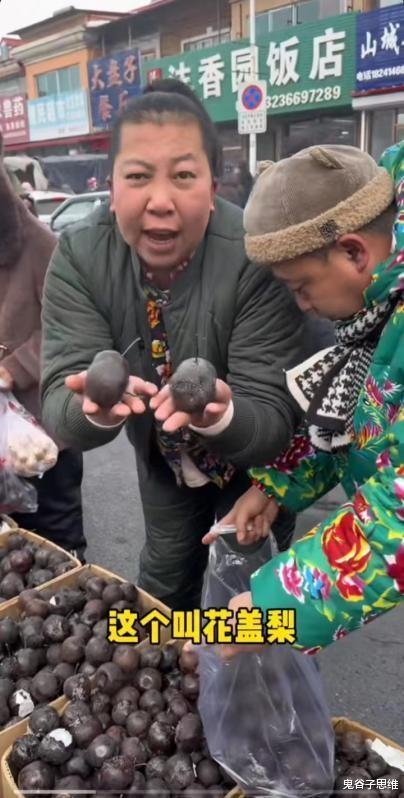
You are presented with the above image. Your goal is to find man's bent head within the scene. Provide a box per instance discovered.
[244,146,395,320]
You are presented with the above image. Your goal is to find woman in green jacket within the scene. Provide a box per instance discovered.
[214,142,404,652]
[41,80,309,609]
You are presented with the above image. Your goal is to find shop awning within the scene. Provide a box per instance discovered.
[4,130,110,153]
[352,88,404,111]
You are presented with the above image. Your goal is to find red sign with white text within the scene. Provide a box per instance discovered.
[147,68,163,84]
[0,94,29,144]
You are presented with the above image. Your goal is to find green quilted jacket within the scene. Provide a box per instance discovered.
[250,143,404,651]
[40,197,305,480]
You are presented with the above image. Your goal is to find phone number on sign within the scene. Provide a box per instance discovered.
[266,85,342,109]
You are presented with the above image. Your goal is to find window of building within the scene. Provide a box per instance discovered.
[0,44,10,61]
[396,112,404,143]
[108,34,159,62]
[256,6,293,36]
[141,51,157,62]
[282,114,356,156]
[36,64,81,97]
[182,29,230,52]
[0,76,25,95]
[255,0,347,37]
[297,0,347,23]
[369,108,395,161]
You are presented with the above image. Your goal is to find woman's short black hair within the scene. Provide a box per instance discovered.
[109,78,222,178]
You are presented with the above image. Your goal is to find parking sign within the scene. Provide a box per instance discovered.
[237,80,267,134]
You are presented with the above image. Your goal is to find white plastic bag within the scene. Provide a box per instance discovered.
[4,393,58,478]
[197,537,335,797]
[0,393,58,514]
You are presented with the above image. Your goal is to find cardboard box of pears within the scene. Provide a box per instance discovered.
[1,528,404,798]
[0,528,173,758]
[0,527,240,798]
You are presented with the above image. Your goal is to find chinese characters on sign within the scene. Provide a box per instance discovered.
[0,94,29,144]
[142,15,355,121]
[356,5,404,92]
[28,90,90,142]
[144,43,259,122]
[238,81,268,135]
[88,49,141,130]
[107,607,297,646]
[198,54,225,99]
[264,22,351,112]
[267,36,300,86]
[165,47,258,99]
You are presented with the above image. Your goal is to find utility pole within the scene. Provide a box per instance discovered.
[249,0,257,176]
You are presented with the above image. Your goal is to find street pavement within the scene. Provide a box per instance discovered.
[83,431,404,746]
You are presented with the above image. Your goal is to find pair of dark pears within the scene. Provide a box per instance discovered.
[86,351,217,414]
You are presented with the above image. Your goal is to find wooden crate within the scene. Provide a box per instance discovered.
[0,528,81,615]
[0,563,171,641]
[0,695,68,797]
[332,716,404,752]
[0,517,18,533]
[5,715,398,798]
[1,637,175,798]
[1,637,241,798]
[0,564,172,767]
[221,718,404,798]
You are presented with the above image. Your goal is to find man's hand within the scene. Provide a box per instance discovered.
[228,591,253,615]
[202,485,279,545]
[65,371,158,426]
[0,366,13,391]
[220,591,267,658]
[150,379,232,433]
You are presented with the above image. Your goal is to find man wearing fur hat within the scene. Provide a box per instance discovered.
[0,142,85,559]
[214,142,404,651]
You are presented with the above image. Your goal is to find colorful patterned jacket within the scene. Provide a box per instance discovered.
[249,143,404,652]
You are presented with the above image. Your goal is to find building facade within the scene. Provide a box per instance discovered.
[0,37,30,148]
[144,11,357,164]
[8,7,124,155]
[353,3,404,160]
[1,0,403,169]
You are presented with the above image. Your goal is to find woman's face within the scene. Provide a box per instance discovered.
[110,120,215,271]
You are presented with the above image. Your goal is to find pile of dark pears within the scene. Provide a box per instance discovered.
[8,643,235,796]
[0,565,147,730]
[0,532,76,601]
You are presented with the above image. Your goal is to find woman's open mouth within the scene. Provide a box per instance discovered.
[143,229,179,249]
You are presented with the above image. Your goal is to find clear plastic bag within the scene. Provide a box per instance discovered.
[197,536,335,797]
[4,393,58,478]
[0,393,58,514]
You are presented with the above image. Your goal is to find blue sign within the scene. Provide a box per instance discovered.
[28,90,90,141]
[88,49,141,130]
[241,84,263,111]
[356,5,404,93]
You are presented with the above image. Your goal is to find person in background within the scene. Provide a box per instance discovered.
[20,182,38,218]
[215,165,242,206]
[216,161,254,209]
[214,143,404,652]
[0,136,86,559]
[238,160,253,208]
[87,176,98,192]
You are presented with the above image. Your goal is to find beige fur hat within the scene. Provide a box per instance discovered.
[244,145,394,265]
